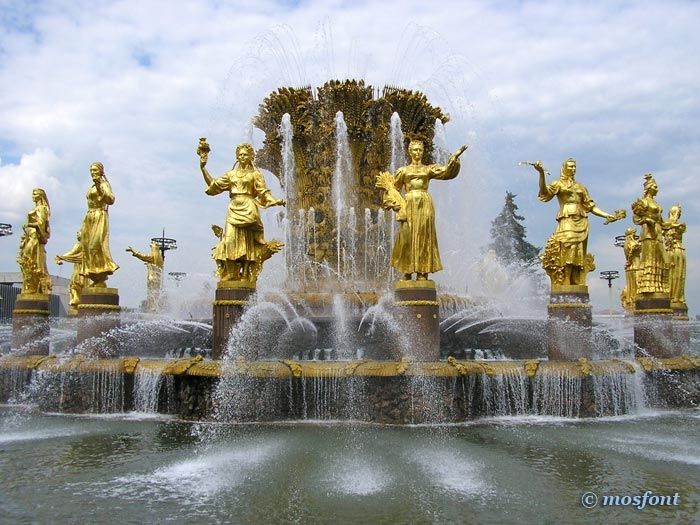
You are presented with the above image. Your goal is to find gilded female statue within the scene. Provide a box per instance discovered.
[377,140,467,281]
[79,162,119,287]
[664,204,686,306]
[533,158,624,287]
[126,242,164,312]
[620,227,641,311]
[17,188,52,294]
[55,231,85,311]
[631,174,668,294]
[198,141,285,281]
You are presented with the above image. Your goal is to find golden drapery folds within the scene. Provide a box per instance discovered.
[620,227,641,311]
[127,242,164,312]
[631,174,669,295]
[55,232,85,310]
[664,204,686,306]
[377,141,467,280]
[80,162,119,287]
[199,141,285,282]
[17,188,52,295]
[534,158,624,287]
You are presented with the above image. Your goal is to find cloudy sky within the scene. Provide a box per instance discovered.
[1,0,698,314]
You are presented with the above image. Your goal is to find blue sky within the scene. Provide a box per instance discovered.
[0,0,698,314]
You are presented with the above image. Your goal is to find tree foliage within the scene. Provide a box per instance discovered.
[488,192,540,265]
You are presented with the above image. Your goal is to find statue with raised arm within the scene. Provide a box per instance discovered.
[376,140,467,281]
[55,231,86,313]
[197,140,285,282]
[532,158,625,287]
[79,162,119,287]
[17,188,52,295]
[620,227,641,312]
[126,241,164,312]
[663,204,686,307]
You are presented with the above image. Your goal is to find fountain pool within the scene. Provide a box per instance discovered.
[1,406,698,523]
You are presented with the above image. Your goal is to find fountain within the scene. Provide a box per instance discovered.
[1,78,699,524]
[0,80,698,427]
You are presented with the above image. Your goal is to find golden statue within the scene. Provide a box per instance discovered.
[376,140,467,280]
[620,227,641,311]
[126,242,164,312]
[664,204,686,306]
[631,174,669,294]
[210,224,282,283]
[17,188,52,295]
[532,158,625,287]
[198,140,285,282]
[55,231,86,313]
[79,162,119,287]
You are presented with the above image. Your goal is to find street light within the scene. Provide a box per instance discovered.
[614,235,626,248]
[151,228,177,259]
[600,270,620,288]
[600,270,620,317]
[168,271,187,287]
[0,223,12,237]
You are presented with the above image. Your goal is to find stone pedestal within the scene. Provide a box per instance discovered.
[671,302,690,354]
[546,285,592,360]
[212,280,255,360]
[77,287,121,354]
[12,293,50,355]
[393,280,440,361]
[633,292,676,357]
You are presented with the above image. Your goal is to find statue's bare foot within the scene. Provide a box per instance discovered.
[402,273,413,281]
[416,273,428,281]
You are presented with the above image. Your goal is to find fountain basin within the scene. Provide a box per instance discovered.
[1,355,698,424]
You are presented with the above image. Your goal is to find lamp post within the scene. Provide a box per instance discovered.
[0,223,12,237]
[600,270,620,316]
[151,228,177,259]
[614,235,626,248]
[168,271,187,287]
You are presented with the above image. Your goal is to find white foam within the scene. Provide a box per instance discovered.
[327,458,389,496]
[0,427,84,444]
[410,448,489,496]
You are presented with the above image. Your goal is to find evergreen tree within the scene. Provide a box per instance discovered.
[488,192,540,265]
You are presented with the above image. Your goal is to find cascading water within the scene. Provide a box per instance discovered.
[389,112,406,173]
[133,367,165,413]
[280,113,297,283]
[333,111,354,281]
[532,367,582,418]
[432,118,450,164]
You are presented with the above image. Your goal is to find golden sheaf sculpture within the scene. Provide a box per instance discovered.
[376,140,467,281]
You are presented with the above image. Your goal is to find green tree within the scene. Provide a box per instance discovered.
[488,191,540,265]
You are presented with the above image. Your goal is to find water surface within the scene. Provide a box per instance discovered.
[1,407,698,524]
